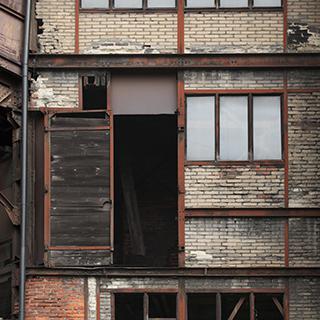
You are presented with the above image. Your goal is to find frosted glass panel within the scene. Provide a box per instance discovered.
[253,0,281,7]
[187,96,215,161]
[220,96,248,160]
[81,0,108,8]
[148,0,176,7]
[220,0,248,7]
[186,0,215,8]
[114,0,142,8]
[253,96,282,160]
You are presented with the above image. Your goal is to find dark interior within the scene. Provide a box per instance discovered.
[149,293,177,318]
[188,293,216,320]
[221,294,250,320]
[255,294,284,320]
[115,293,144,320]
[114,115,178,267]
[82,76,107,110]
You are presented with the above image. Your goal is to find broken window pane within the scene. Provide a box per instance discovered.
[114,0,143,8]
[220,96,248,161]
[188,293,216,320]
[255,294,284,320]
[186,0,215,7]
[253,96,282,160]
[220,0,248,7]
[82,75,107,110]
[253,0,282,7]
[115,293,144,320]
[222,294,250,320]
[148,0,176,8]
[186,96,215,161]
[81,0,109,8]
[149,294,176,318]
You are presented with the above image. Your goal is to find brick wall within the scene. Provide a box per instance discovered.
[185,12,283,53]
[185,218,285,267]
[36,0,75,53]
[185,165,285,208]
[25,276,85,319]
[289,218,320,267]
[289,278,320,320]
[288,93,320,207]
[30,72,79,108]
[79,13,177,54]
[287,0,320,52]
[184,70,284,90]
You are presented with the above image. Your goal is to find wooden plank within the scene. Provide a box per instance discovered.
[228,297,246,320]
[250,293,255,320]
[273,297,284,317]
[216,293,221,320]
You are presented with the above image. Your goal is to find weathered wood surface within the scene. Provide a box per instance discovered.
[50,116,111,247]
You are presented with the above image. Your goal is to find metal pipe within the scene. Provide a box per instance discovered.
[19,0,32,319]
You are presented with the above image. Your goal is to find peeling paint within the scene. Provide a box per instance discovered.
[288,23,320,52]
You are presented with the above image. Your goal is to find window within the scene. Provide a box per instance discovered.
[81,0,109,8]
[187,292,285,320]
[115,293,177,320]
[82,75,107,110]
[185,0,282,8]
[81,0,176,9]
[186,94,282,162]
[220,0,248,8]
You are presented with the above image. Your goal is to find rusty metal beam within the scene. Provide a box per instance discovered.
[26,267,320,277]
[29,53,320,70]
[185,208,320,218]
[0,192,20,225]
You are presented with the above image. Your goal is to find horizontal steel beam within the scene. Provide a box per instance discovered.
[29,53,320,70]
[26,267,320,277]
[185,208,320,218]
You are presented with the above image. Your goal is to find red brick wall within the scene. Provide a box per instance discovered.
[25,276,85,320]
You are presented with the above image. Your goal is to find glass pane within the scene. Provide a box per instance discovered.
[114,0,143,8]
[81,0,108,8]
[186,0,215,8]
[254,0,282,7]
[148,0,176,8]
[220,96,248,160]
[187,96,215,161]
[253,96,282,160]
[220,0,248,7]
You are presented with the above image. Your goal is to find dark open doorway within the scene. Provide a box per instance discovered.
[114,115,178,267]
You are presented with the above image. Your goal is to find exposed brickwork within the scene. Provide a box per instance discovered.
[185,218,285,267]
[184,70,284,89]
[79,13,177,54]
[36,0,75,53]
[185,12,283,53]
[288,93,320,207]
[25,276,85,319]
[185,165,285,208]
[30,72,79,108]
[185,278,285,290]
[289,218,320,267]
[289,278,320,320]
[288,70,320,88]
[99,278,178,320]
[287,0,320,52]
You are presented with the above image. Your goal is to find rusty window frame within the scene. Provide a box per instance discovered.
[186,290,286,320]
[185,93,284,165]
[185,0,283,10]
[80,0,178,10]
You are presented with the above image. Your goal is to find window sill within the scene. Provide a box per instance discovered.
[185,160,284,167]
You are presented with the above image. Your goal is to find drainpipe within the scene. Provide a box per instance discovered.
[19,0,32,319]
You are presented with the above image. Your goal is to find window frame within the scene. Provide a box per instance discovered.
[79,0,283,11]
[185,93,284,165]
[80,0,178,11]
